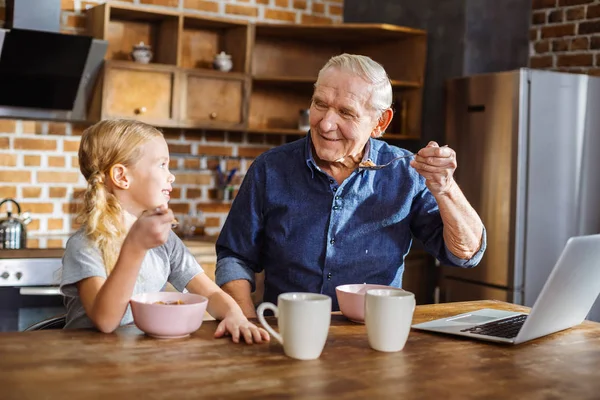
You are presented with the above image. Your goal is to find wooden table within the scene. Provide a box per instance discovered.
[2,300,599,399]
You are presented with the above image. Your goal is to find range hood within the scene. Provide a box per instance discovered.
[0,0,107,122]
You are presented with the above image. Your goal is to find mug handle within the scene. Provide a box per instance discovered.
[257,302,282,344]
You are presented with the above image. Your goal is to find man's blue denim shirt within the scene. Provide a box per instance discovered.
[216,134,486,310]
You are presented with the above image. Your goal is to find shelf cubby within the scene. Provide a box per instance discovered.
[87,3,180,65]
[248,81,313,132]
[180,14,250,73]
[389,87,423,138]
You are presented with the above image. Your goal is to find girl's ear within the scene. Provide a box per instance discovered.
[109,164,130,190]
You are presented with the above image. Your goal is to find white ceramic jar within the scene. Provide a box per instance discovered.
[213,51,233,72]
[131,42,153,64]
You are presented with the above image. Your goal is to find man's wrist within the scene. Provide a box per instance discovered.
[433,178,459,200]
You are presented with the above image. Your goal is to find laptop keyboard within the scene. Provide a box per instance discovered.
[460,314,528,339]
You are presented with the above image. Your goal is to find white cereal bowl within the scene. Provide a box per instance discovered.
[336,283,401,323]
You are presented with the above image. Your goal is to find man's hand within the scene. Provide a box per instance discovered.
[410,141,457,196]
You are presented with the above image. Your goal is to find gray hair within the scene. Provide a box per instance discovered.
[315,53,393,118]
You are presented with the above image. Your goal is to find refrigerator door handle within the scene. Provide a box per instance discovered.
[467,105,486,113]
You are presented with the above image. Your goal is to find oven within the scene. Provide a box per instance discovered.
[0,257,64,332]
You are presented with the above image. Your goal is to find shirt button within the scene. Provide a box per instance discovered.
[327,273,332,280]
[335,196,341,200]
[333,187,337,192]
[333,206,339,210]
[329,179,334,184]
[330,239,335,245]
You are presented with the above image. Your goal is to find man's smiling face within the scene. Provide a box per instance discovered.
[309,67,381,165]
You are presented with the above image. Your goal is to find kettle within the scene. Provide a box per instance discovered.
[0,198,31,249]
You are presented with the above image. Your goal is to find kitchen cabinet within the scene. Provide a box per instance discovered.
[440,277,511,303]
[85,3,427,142]
[402,249,436,305]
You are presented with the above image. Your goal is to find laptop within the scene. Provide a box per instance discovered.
[412,234,600,344]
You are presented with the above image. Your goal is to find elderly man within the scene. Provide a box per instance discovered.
[216,53,486,317]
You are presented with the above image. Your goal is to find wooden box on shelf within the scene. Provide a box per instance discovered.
[248,23,427,140]
[96,60,180,127]
[179,69,248,129]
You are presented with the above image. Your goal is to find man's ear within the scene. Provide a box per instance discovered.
[371,108,394,138]
[109,164,130,190]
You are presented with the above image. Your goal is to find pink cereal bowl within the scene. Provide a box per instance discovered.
[336,283,402,323]
[130,292,209,339]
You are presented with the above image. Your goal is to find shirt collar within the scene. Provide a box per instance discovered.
[304,133,318,178]
[304,132,375,176]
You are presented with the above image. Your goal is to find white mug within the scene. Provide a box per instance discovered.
[257,293,331,360]
[365,288,415,352]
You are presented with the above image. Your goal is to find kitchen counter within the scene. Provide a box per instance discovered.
[1,235,219,286]
[0,234,250,304]
[1,235,217,259]
[0,248,64,259]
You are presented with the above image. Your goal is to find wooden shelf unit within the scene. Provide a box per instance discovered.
[86,2,427,141]
[86,3,251,128]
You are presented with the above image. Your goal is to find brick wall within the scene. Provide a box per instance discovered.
[0,0,343,246]
[530,0,600,75]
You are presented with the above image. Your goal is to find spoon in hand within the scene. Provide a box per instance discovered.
[358,153,415,170]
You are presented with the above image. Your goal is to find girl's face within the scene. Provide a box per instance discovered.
[121,136,175,216]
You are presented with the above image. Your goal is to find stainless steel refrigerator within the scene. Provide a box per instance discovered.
[442,68,600,322]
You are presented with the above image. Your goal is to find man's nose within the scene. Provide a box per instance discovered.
[320,109,338,132]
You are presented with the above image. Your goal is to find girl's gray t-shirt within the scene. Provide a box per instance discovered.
[60,229,204,329]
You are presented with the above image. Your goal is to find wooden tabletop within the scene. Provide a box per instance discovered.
[2,300,600,399]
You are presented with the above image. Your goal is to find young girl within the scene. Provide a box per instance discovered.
[60,119,269,344]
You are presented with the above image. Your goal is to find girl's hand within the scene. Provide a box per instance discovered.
[127,204,174,251]
[214,311,270,344]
